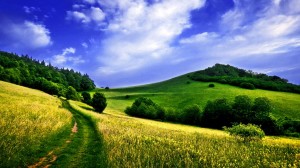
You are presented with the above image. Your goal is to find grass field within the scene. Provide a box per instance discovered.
[98,75,300,120]
[0,81,72,167]
[70,100,300,167]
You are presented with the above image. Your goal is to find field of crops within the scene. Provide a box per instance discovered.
[70,100,300,167]
[0,81,72,167]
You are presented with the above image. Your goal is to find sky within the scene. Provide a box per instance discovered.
[0,0,300,87]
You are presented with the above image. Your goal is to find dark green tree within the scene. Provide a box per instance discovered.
[66,86,80,100]
[92,92,107,113]
[232,95,253,123]
[202,98,233,128]
[82,92,92,105]
[181,104,202,125]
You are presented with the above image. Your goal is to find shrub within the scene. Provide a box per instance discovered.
[81,92,92,105]
[105,87,110,90]
[91,92,107,113]
[125,97,165,120]
[208,83,215,87]
[125,95,130,99]
[66,86,80,100]
[224,124,265,142]
[186,81,191,84]
[240,82,255,90]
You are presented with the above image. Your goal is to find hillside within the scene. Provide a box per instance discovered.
[0,81,106,167]
[96,71,300,136]
[0,81,72,167]
[102,74,300,120]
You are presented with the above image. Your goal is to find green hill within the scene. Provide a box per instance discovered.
[97,69,300,136]
[102,74,300,120]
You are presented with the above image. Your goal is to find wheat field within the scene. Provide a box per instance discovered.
[0,81,72,167]
[70,100,300,168]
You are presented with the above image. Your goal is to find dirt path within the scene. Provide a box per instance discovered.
[28,101,107,168]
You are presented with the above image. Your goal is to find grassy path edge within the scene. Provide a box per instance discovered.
[56,100,108,168]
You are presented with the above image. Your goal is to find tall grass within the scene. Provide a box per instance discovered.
[0,81,72,167]
[70,101,300,167]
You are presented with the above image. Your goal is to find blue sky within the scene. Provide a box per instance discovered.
[0,0,300,87]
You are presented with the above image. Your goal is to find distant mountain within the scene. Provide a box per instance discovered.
[0,51,95,96]
[189,64,300,93]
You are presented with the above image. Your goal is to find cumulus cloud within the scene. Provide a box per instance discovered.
[66,6,105,25]
[179,0,300,60]
[0,20,52,49]
[95,0,205,75]
[52,47,85,66]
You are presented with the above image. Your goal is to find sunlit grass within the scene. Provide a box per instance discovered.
[0,81,72,167]
[99,75,300,120]
[70,100,300,167]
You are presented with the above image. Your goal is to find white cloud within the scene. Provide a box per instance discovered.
[1,20,52,49]
[178,0,300,61]
[83,0,96,4]
[82,42,88,48]
[66,6,105,25]
[96,0,205,75]
[52,47,85,65]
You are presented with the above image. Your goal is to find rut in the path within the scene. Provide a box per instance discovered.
[28,101,107,168]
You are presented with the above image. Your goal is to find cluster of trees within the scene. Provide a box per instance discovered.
[81,92,107,113]
[125,96,300,136]
[125,97,165,119]
[0,51,95,96]
[189,64,300,93]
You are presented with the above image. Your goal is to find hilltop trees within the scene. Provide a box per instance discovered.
[0,51,96,96]
[190,64,300,93]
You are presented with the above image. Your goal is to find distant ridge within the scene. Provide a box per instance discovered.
[189,64,300,93]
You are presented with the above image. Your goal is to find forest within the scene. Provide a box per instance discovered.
[0,51,95,96]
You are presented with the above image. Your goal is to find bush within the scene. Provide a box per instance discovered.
[105,87,110,90]
[208,83,215,87]
[125,95,130,99]
[66,86,80,100]
[240,82,255,90]
[186,81,191,84]
[82,92,92,105]
[224,124,265,142]
[91,92,107,113]
[125,97,165,120]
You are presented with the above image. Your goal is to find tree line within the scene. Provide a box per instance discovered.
[125,96,300,137]
[0,51,95,96]
[189,64,300,93]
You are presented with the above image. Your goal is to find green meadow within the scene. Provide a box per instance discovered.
[100,74,300,120]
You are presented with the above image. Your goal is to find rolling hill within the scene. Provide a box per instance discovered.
[101,74,300,121]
